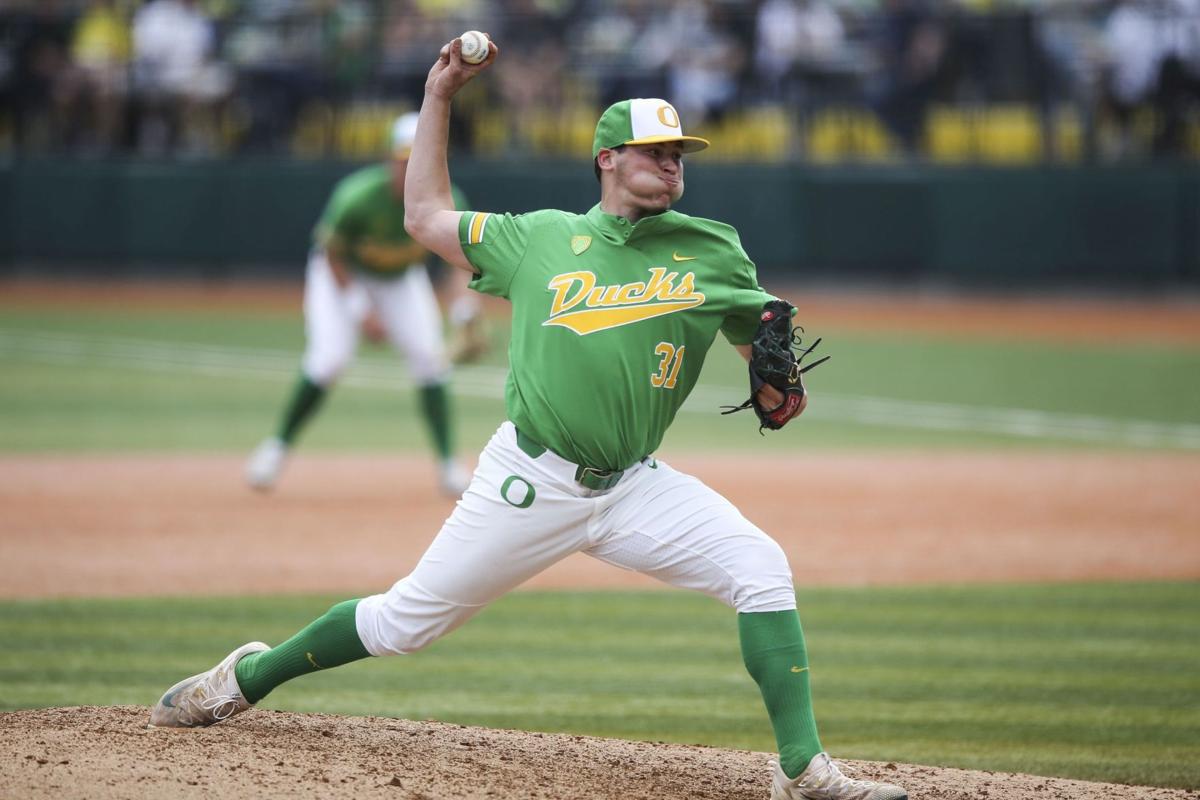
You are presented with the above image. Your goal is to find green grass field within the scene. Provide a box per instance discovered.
[1,305,1198,453]
[2,299,1198,790]
[1,585,1197,789]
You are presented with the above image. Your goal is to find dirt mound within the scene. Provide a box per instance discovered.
[2,706,1192,800]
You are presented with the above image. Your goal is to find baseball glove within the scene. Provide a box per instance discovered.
[721,299,830,433]
[449,314,490,365]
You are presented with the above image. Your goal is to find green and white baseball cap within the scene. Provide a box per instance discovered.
[391,112,419,158]
[592,99,709,158]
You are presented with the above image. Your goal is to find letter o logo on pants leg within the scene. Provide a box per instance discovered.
[500,475,536,508]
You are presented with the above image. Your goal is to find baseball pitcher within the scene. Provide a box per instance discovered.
[245,112,486,497]
[153,36,906,800]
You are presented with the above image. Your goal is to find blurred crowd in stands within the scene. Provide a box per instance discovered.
[1,0,1197,162]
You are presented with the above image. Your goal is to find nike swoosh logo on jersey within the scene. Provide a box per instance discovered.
[672,252,697,261]
[790,666,808,673]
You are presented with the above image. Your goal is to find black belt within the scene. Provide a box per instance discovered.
[515,428,626,492]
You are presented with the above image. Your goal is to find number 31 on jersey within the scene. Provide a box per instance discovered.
[651,342,685,389]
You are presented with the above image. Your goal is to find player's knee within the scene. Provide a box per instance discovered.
[407,354,450,385]
[303,352,351,386]
[357,604,443,657]
[379,625,441,656]
[354,578,474,657]
[731,537,796,613]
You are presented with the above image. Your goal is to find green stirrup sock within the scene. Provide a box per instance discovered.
[417,382,453,460]
[277,374,327,445]
[739,610,824,779]
[234,599,370,704]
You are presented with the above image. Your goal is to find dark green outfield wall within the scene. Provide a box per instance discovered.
[1,158,1196,288]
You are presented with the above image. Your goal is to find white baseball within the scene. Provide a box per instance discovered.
[459,31,490,65]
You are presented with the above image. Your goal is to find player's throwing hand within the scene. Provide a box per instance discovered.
[425,35,498,100]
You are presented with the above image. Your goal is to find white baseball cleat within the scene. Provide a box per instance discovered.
[245,437,288,491]
[771,754,908,800]
[438,460,471,498]
[149,641,270,728]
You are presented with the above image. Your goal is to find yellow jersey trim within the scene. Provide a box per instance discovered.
[468,212,490,244]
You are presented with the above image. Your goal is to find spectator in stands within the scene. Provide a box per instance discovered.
[493,0,568,154]
[3,0,73,152]
[316,0,375,101]
[1100,0,1200,159]
[633,0,744,125]
[867,0,948,154]
[382,0,450,81]
[1031,4,1103,160]
[0,0,1193,163]
[131,0,232,154]
[58,0,131,154]
[1101,0,1163,157]
[754,0,849,109]
[578,0,660,107]
[1151,0,1200,157]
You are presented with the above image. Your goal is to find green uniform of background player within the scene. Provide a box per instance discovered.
[153,37,907,800]
[245,113,484,497]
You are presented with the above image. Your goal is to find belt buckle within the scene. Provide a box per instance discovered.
[576,465,621,491]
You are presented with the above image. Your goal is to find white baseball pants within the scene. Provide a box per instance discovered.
[356,422,796,657]
[301,251,449,387]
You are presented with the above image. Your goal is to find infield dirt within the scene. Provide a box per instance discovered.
[3,451,1199,596]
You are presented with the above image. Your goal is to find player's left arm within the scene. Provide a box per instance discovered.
[735,344,793,414]
[716,234,799,415]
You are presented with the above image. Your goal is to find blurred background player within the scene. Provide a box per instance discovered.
[245,112,485,497]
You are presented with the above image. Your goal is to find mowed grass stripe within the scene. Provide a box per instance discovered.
[3,328,1198,449]
[0,583,1196,789]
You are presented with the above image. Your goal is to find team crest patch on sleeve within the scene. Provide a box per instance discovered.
[570,235,592,256]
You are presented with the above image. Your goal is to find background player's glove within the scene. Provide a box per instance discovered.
[448,295,489,364]
[721,299,830,433]
[360,309,388,345]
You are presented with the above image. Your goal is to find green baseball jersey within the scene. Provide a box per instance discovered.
[460,203,774,470]
[315,164,468,278]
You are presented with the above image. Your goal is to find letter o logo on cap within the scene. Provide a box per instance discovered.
[657,105,680,129]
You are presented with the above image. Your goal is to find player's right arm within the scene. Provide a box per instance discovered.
[324,249,353,289]
[404,36,498,275]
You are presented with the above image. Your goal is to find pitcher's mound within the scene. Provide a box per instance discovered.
[1,706,1191,800]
